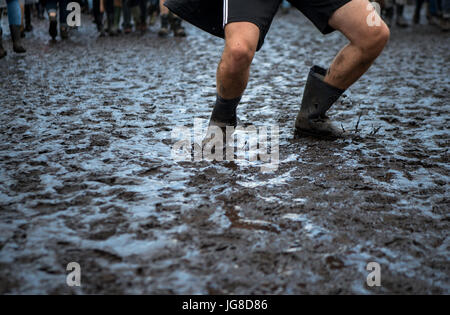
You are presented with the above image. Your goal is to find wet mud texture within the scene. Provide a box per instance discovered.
[0,10,449,294]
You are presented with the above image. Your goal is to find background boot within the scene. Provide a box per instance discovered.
[294,66,345,139]
[25,4,33,32]
[413,0,424,24]
[0,28,7,59]
[114,6,122,34]
[158,14,170,37]
[95,12,106,36]
[170,15,186,37]
[107,12,117,35]
[9,25,26,53]
[60,25,69,39]
[396,5,409,27]
[384,7,394,28]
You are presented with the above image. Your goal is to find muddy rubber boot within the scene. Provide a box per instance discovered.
[396,5,409,27]
[202,95,241,151]
[158,14,170,37]
[0,29,7,59]
[171,15,186,37]
[294,66,345,139]
[10,25,26,53]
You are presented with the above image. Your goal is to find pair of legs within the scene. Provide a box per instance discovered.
[218,0,389,100]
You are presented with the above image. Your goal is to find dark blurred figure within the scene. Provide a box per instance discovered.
[37,0,45,20]
[128,0,148,33]
[46,0,70,40]
[384,0,409,27]
[429,0,450,30]
[92,0,105,35]
[148,0,158,25]
[24,0,38,32]
[413,0,425,24]
[158,0,185,37]
[93,0,120,36]
[122,0,132,33]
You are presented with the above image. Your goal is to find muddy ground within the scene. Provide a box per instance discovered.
[0,8,449,294]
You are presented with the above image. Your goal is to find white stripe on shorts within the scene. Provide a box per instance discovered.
[223,0,229,28]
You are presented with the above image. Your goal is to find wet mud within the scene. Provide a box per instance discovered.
[0,10,449,294]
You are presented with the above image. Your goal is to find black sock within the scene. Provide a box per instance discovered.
[210,94,241,125]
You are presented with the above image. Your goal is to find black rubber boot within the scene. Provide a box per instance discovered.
[158,14,170,37]
[171,15,186,37]
[48,11,58,40]
[294,66,345,139]
[10,25,26,53]
[0,28,7,59]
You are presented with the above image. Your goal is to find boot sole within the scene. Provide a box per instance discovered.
[294,128,342,140]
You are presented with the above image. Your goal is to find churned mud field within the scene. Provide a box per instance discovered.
[0,10,449,294]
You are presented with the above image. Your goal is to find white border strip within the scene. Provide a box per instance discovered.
[223,0,229,28]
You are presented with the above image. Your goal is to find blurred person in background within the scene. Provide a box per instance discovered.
[92,0,105,35]
[429,0,450,30]
[92,0,120,36]
[413,0,426,23]
[384,0,409,27]
[0,0,26,58]
[122,0,132,33]
[37,0,44,19]
[24,0,37,32]
[158,0,185,37]
[148,0,158,25]
[127,0,148,33]
[104,0,121,35]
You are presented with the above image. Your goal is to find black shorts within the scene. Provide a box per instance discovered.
[165,0,351,50]
[224,0,351,50]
